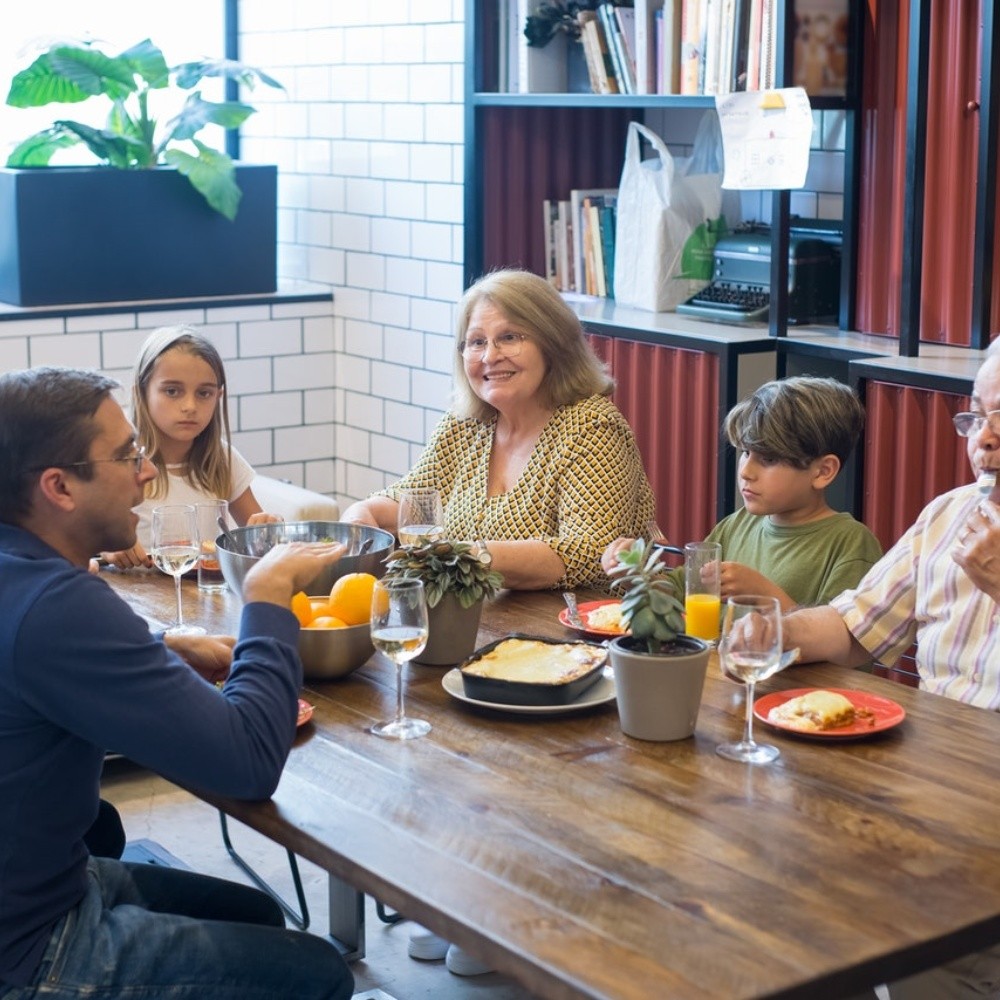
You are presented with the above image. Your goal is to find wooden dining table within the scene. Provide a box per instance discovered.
[107,570,1000,999]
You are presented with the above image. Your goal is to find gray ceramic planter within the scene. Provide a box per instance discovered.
[414,593,484,666]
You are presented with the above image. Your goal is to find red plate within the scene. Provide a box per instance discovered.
[297,699,314,727]
[754,688,906,739]
[558,599,628,637]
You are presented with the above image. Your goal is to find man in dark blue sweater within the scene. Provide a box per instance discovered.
[0,367,354,999]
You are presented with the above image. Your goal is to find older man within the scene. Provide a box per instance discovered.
[0,367,353,999]
[785,341,1000,998]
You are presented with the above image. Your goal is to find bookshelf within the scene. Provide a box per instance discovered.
[463,0,865,545]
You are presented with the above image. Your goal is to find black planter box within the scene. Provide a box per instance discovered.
[0,164,277,306]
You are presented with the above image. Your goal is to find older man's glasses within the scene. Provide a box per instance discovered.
[953,411,1000,438]
[32,446,148,475]
[460,332,527,360]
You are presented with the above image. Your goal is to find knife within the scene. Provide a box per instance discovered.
[562,591,586,629]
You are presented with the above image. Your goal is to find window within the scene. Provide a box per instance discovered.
[0,1,225,163]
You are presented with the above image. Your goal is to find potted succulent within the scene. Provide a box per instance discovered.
[0,37,283,306]
[383,538,503,666]
[607,539,710,741]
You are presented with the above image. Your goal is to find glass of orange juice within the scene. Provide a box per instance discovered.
[684,541,721,644]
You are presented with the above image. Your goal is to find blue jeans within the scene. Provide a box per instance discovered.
[0,858,353,999]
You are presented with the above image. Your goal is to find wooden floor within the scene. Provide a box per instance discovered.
[102,757,535,1000]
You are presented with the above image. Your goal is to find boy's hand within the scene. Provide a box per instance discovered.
[718,561,794,611]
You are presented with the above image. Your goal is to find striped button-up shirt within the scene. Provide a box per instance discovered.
[832,484,1000,709]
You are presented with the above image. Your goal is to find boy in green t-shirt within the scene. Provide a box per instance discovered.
[602,376,882,610]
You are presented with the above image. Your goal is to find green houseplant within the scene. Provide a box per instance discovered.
[607,539,710,741]
[384,538,503,665]
[5,37,282,220]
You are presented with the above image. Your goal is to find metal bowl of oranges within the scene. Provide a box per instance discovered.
[294,576,378,680]
[216,521,392,598]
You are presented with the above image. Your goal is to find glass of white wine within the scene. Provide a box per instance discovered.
[151,504,205,637]
[397,488,444,546]
[716,595,783,764]
[370,578,430,740]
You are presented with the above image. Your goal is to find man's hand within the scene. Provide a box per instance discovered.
[164,633,236,684]
[953,501,1000,602]
[243,541,348,607]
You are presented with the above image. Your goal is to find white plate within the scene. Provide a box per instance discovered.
[442,666,616,715]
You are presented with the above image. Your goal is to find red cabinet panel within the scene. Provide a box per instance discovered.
[862,380,971,549]
[589,334,719,547]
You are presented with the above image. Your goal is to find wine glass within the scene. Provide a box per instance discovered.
[370,578,430,740]
[397,488,444,546]
[150,504,205,636]
[716,595,782,764]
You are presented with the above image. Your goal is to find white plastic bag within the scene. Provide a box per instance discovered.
[613,116,730,312]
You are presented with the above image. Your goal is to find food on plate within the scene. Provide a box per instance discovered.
[767,690,864,732]
[585,602,626,632]
[327,572,378,625]
[462,637,605,684]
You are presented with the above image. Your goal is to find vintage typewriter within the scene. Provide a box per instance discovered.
[677,221,841,324]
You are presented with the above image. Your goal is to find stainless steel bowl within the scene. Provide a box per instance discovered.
[298,611,375,680]
[216,521,393,599]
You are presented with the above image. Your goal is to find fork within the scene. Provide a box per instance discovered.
[562,591,585,629]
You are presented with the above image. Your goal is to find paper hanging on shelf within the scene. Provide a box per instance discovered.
[714,87,813,190]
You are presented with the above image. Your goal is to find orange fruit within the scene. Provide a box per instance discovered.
[308,615,348,629]
[328,572,377,625]
[291,591,314,627]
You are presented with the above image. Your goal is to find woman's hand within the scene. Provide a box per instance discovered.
[246,511,283,526]
[98,543,152,570]
[601,537,637,573]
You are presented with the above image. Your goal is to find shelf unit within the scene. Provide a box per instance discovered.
[463,0,868,546]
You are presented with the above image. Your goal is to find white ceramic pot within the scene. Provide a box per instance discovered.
[609,635,710,741]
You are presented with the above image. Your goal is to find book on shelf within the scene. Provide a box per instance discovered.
[634,0,661,94]
[679,0,704,95]
[556,200,574,292]
[598,201,617,299]
[597,3,635,95]
[656,0,683,93]
[578,11,620,94]
[570,187,618,295]
[543,199,559,286]
[730,0,752,89]
[614,5,638,92]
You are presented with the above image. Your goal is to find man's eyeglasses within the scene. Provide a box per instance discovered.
[459,332,527,360]
[32,446,148,475]
[953,411,1000,438]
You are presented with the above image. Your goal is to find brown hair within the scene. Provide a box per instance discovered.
[131,325,233,500]
[0,367,117,523]
[724,376,864,469]
[451,269,613,421]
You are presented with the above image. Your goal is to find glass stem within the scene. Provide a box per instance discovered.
[744,680,756,746]
[394,660,405,723]
[174,573,184,627]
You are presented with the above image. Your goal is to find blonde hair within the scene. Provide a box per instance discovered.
[451,269,613,421]
[131,325,233,501]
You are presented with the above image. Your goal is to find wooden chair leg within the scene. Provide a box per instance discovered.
[218,811,310,930]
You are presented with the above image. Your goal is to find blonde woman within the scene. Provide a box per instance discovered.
[343,268,656,592]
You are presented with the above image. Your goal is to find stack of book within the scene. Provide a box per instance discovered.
[543,189,618,299]
[503,0,847,97]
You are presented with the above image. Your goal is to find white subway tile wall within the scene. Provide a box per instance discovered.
[238,1,465,503]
